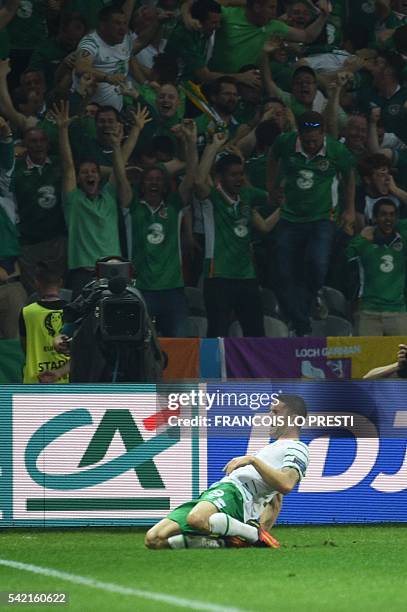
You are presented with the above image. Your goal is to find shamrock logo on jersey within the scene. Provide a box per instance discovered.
[234,219,249,238]
[44,312,63,338]
[38,186,57,209]
[297,170,314,190]
[388,105,401,116]
[362,1,375,14]
[17,0,33,18]
[147,223,165,245]
[318,160,330,172]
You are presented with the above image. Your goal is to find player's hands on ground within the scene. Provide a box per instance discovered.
[223,455,254,475]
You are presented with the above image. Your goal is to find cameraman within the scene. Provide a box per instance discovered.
[363,344,407,379]
[54,257,166,382]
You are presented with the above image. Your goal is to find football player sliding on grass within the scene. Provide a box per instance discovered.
[145,395,309,549]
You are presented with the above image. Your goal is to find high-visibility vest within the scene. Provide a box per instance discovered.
[22,302,69,384]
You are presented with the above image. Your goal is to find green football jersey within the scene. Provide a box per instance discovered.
[245,154,267,191]
[201,185,265,279]
[63,182,121,269]
[131,192,185,290]
[346,225,407,312]
[165,21,212,82]
[272,131,354,222]
[357,87,407,144]
[7,0,47,50]
[14,156,65,245]
[209,8,290,73]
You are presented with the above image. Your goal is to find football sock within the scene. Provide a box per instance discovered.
[168,535,224,549]
[208,513,258,542]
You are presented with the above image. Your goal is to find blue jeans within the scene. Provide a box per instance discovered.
[275,219,335,335]
[141,288,188,338]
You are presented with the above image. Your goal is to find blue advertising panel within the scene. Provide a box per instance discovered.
[206,381,407,524]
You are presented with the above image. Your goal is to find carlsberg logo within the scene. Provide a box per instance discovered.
[25,408,180,490]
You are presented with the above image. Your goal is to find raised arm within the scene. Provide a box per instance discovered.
[252,208,280,233]
[367,107,393,159]
[284,0,331,44]
[0,59,33,133]
[0,0,20,29]
[121,103,151,164]
[107,129,133,208]
[260,41,285,100]
[122,0,136,23]
[177,119,199,205]
[53,101,77,194]
[194,131,228,200]
[340,169,356,233]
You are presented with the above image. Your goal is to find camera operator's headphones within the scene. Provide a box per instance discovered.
[95,256,135,279]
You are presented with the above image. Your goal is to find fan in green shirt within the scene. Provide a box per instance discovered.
[165,0,266,88]
[269,113,355,227]
[347,198,407,335]
[54,100,132,295]
[209,0,332,74]
[130,119,198,337]
[194,77,243,153]
[28,12,87,88]
[14,129,65,246]
[7,0,47,51]
[355,50,407,144]
[194,130,279,337]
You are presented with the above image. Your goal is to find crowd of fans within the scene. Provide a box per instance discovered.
[1,0,407,381]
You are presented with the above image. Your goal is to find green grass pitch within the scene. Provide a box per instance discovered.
[0,525,406,611]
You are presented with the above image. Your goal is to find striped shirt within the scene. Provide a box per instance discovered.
[74,31,133,110]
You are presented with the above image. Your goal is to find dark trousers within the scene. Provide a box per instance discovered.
[204,278,264,338]
[275,218,335,335]
[141,288,188,338]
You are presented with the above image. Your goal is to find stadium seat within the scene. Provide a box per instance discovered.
[228,320,243,337]
[264,316,289,337]
[321,286,350,320]
[228,317,289,338]
[184,286,206,316]
[260,288,282,318]
[185,315,208,338]
[310,315,353,337]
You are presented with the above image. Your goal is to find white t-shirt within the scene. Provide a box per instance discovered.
[75,31,133,110]
[220,438,309,521]
[131,31,167,69]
